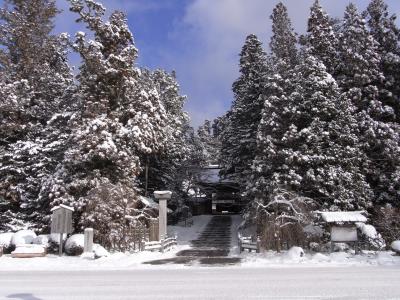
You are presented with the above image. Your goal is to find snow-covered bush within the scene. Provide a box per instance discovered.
[285,246,305,261]
[65,234,84,256]
[357,223,386,250]
[93,244,109,258]
[391,241,400,254]
[0,232,14,253]
[372,206,400,245]
[33,235,50,247]
[254,189,315,252]
[82,180,154,252]
[11,230,37,246]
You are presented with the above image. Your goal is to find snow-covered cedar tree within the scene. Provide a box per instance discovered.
[48,0,169,230]
[365,0,400,122]
[82,178,156,251]
[250,52,373,214]
[303,0,338,75]
[0,0,74,231]
[219,34,267,193]
[137,69,191,212]
[269,2,298,65]
[197,119,221,165]
[338,3,400,206]
[371,204,400,244]
[251,188,315,252]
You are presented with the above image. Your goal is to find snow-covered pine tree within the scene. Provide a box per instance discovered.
[139,69,191,210]
[49,0,168,230]
[197,119,221,165]
[219,34,267,192]
[304,0,338,75]
[0,0,73,231]
[269,2,297,65]
[337,3,400,206]
[250,51,373,218]
[246,3,298,201]
[365,0,400,122]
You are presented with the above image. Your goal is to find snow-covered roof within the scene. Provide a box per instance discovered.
[317,211,367,223]
[199,168,220,183]
[51,204,74,212]
[153,191,172,199]
[139,196,159,209]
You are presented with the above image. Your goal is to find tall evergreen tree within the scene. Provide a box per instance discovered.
[220,34,267,191]
[304,0,338,75]
[48,0,168,229]
[269,2,297,64]
[365,0,400,121]
[338,3,400,206]
[250,52,372,214]
[139,69,191,209]
[0,0,73,231]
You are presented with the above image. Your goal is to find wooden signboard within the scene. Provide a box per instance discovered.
[331,226,358,242]
[51,204,74,256]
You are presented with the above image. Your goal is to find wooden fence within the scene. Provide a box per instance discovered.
[239,236,261,253]
[144,237,177,253]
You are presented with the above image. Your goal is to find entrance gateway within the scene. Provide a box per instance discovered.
[195,165,244,214]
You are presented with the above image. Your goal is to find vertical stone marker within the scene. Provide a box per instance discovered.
[84,228,94,253]
[154,191,172,240]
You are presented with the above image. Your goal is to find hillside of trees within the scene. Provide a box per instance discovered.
[0,0,211,234]
[219,0,400,238]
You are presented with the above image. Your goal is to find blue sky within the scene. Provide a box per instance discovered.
[3,0,400,127]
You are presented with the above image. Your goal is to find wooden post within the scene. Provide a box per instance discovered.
[59,234,63,256]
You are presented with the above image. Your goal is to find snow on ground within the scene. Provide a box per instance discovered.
[0,215,211,271]
[0,232,13,248]
[229,214,242,256]
[168,214,212,247]
[12,244,45,254]
[240,249,400,268]
[1,214,400,271]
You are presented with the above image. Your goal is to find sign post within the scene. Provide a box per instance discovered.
[154,191,172,241]
[51,204,74,256]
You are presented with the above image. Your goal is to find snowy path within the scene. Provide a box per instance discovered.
[1,267,400,299]
[144,215,241,265]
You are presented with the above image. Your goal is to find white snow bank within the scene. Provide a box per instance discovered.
[356,223,386,249]
[65,234,84,253]
[11,230,37,246]
[285,247,305,261]
[391,241,400,252]
[140,196,158,209]
[93,244,109,258]
[0,233,14,248]
[241,250,400,268]
[312,253,330,262]
[318,211,367,223]
[33,235,49,246]
[12,244,45,254]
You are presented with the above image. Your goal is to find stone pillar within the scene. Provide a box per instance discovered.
[84,228,94,253]
[154,191,172,240]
